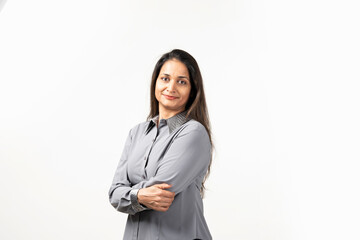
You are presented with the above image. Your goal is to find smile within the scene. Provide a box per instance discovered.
[163,94,178,100]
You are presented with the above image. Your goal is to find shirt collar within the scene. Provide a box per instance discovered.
[145,110,190,135]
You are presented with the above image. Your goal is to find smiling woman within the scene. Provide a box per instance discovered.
[155,59,192,119]
[109,49,213,240]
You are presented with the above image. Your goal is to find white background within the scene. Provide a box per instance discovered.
[0,0,359,239]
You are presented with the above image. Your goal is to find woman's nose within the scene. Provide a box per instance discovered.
[166,80,176,92]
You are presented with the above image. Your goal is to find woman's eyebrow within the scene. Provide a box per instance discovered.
[161,73,189,80]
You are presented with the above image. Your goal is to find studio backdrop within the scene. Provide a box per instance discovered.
[0,0,359,239]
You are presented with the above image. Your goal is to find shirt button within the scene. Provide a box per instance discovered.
[152,138,155,142]
[144,156,146,160]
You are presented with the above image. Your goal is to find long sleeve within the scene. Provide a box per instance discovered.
[110,116,213,239]
[108,129,147,215]
[132,125,211,195]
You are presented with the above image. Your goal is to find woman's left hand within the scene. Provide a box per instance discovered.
[137,183,175,212]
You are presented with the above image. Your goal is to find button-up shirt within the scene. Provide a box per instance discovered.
[108,110,212,240]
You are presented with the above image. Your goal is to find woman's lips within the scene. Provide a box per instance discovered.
[163,94,178,100]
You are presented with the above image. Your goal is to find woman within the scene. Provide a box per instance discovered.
[108,49,213,240]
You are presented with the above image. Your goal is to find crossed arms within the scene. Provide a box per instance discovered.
[108,123,211,215]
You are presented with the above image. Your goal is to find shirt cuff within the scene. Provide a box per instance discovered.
[130,188,148,213]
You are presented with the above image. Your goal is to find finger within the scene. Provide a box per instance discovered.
[157,197,174,204]
[160,189,175,198]
[148,201,171,210]
[156,201,172,208]
[155,206,170,212]
[154,183,172,189]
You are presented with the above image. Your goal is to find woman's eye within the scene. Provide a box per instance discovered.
[178,80,186,85]
[161,77,170,81]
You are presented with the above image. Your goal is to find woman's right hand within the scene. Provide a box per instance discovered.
[137,183,175,212]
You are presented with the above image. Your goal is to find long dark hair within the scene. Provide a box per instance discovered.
[147,49,213,197]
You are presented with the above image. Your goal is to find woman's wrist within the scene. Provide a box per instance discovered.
[137,188,143,204]
[130,188,147,212]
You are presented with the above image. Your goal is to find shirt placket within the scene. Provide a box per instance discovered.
[142,130,157,179]
[134,121,165,239]
[143,120,166,179]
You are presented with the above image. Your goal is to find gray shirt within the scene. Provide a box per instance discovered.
[108,110,212,240]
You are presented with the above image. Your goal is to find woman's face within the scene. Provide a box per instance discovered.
[155,59,191,115]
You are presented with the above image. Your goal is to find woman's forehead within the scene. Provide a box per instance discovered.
[160,59,189,76]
